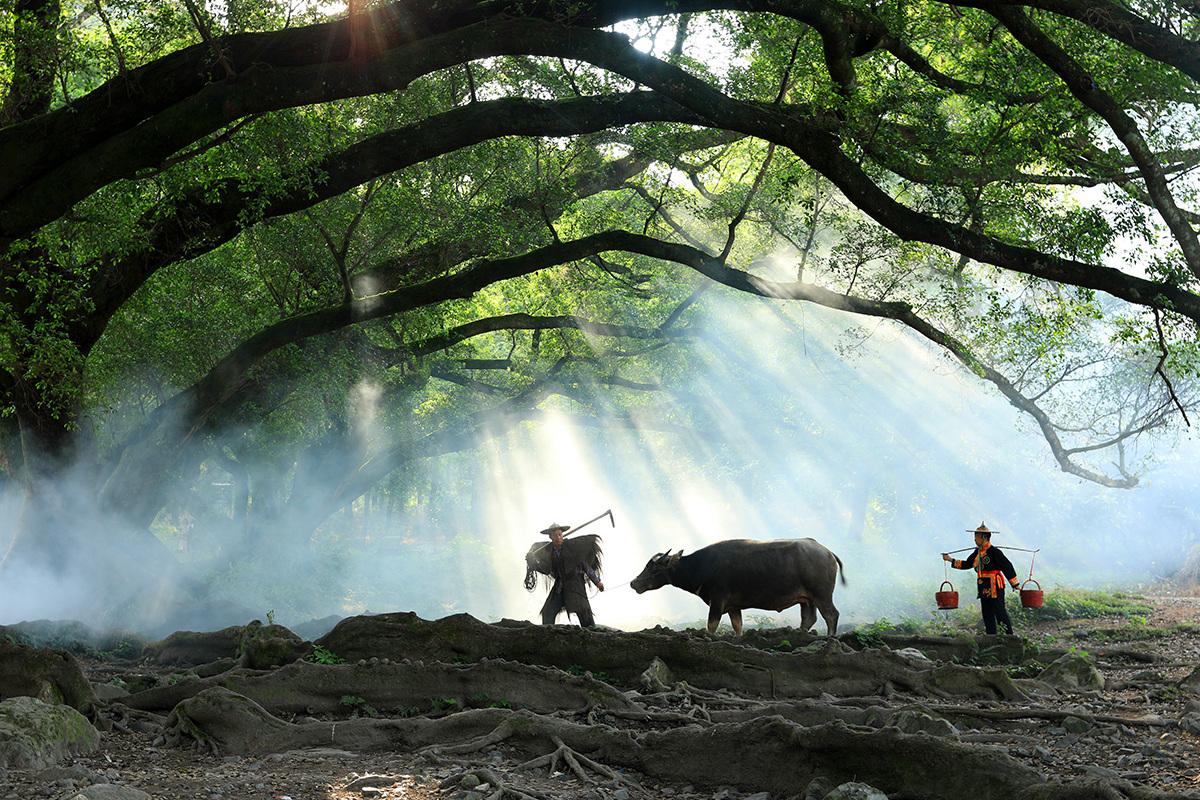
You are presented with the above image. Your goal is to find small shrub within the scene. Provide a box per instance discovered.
[432,697,460,712]
[851,616,961,646]
[472,694,511,709]
[307,644,344,665]
[1007,661,1047,679]
[340,695,377,717]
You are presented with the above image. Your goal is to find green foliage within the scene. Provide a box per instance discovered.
[431,697,460,712]
[340,695,377,717]
[747,613,780,630]
[1090,625,1170,643]
[565,664,614,684]
[851,615,961,645]
[104,639,143,660]
[1008,588,1155,623]
[307,645,344,665]
[1006,661,1048,679]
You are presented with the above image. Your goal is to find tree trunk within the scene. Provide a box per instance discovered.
[1,0,60,126]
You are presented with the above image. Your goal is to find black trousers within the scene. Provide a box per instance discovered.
[540,580,595,627]
[980,593,1013,635]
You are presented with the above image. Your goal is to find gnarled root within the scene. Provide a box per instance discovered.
[440,766,553,800]
[420,718,518,756]
[516,734,640,791]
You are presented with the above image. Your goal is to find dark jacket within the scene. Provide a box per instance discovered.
[950,543,1019,599]
[548,543,602,592]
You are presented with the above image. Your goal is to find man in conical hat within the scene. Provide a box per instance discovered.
[524,522,605,628]
[942,522,1020,635]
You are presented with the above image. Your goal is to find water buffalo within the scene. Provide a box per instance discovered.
[630,538,845,635]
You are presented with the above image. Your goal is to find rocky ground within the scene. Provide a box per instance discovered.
[5,591,1200,800]
[972,592,1200,795]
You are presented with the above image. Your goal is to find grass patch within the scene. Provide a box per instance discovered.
[848,616,963,647]
[1006,661,1048,679]
[1090,626,1170,643]
[1009,588,1154,623]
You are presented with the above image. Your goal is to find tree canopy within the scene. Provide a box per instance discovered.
[1,0,1197,621]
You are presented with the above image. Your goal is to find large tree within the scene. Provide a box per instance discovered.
[0,0,1197,616]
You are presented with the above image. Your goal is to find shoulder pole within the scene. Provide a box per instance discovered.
[944,546,1040,554]
[566,509,615,536]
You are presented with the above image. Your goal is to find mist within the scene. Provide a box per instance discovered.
[1,288,1195,637]
[290,291,1200,635]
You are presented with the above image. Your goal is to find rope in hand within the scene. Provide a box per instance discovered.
[596,578,633,593]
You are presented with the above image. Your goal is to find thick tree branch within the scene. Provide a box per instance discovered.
[988,6,1200,281]
[65,92,706,350]
[46,19,1200,362]
[113,228,1150,492]
[946,0,1200,83]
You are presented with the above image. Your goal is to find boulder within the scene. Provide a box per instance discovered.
[825,783,890,800]
[0,696,100,770]
[0,639,97,717]
[867,707,958,738]
[1037,652,1103,691]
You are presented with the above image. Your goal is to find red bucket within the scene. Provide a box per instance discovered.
[1020,579,1044,608]
[935,580,959,610]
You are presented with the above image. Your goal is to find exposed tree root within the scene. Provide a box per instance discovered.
[103,703,168,737]
[603,707,713,725]
[924,702,1170,728]
[422,718,642,795]
[440,766,554,800]
[515,734,641,792]
[421,719,519,756]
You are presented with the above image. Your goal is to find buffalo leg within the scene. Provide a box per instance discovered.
[815,599,839,636]
[727,609,743,637]
[707,603,724,633]
[799,602,817,632]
